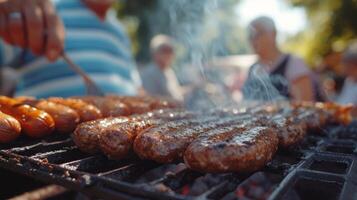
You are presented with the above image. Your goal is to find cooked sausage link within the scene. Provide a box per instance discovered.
[75,96,131,117]
[48,97,102,122]
[99,120,153,159]
[74,109,194,154]
[184,126,279,173]
[35,101,80,134]
[133,115,254,163]
[16,97,81,134]
[0,111,21,143]
[106,95,152,114]
[0,96,55,138]
[72,117,130,153]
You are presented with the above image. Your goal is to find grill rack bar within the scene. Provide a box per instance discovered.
[0,124,357,200]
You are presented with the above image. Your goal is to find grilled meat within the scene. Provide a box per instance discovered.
[107,95,182,113]
[184,126,278,173]
[268,113,306,148]
[16,97,81,134]
[72,117,130,153]
[0,111,21,143]
[99,109,196,159]
[48,97,102,122]
[99,120,153,159]
[74,109,195,154]
[133,115,257,163]
[35,101,80,134]
[74,96,131,117]
[0,96,55,138]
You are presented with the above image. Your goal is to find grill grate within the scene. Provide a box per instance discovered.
[0,122,357,200]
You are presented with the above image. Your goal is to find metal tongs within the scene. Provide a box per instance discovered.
[61,53,105,96]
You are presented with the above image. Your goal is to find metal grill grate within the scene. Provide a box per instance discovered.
[0,122,357,200]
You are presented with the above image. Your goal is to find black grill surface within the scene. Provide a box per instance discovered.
[0,122,357,200]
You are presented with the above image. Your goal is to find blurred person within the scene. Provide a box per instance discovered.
[0,0,140,97]
[242,16,315,101]
[337,42,357,106]
[140,34,183,100]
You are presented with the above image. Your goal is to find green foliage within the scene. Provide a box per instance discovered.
[284,0,357,66]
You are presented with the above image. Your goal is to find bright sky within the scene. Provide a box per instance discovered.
[235,0,307,38]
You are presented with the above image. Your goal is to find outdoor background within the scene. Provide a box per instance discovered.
[113,0,357,70]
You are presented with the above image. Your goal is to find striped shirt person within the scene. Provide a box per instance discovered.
[0,0,140,98]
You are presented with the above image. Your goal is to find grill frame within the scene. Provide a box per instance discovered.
[0,123,357,200]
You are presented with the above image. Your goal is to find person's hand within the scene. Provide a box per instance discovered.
[0,0,65,61]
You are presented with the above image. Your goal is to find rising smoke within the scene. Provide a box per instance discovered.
[149,0,284,108]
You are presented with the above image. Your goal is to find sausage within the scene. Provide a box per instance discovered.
[16,97,81,134]
[73,109,195,154]
[0,111,21,143]
[99,119,153,159]
[98,109,197,159]
[107,95,182,111]
[133,115,254,163]
[35,101,80,134]
[269,114,306,148]
[74,96,131,117]
[47,97,102,122]
[0,96,55,138]
[111,96,152,114]
[72,117,130,153]
[184,126,279,173]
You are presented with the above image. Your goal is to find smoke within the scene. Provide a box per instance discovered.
[148,0,285,108]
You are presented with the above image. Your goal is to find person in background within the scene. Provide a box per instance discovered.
[242,16,315,101]
[337,42,357,108]
[0,0,140,97]
[140,34,183,101]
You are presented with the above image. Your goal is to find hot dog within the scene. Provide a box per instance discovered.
[0,96,55,138]
[74,96,131,117]
[0,111,21,143]
[16,97,81,134]
[35,101,80,134]
[47,97,102,122]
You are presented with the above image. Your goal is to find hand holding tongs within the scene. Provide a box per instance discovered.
[61,53,105,96]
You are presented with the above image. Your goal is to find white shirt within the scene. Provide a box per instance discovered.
[140,63,183,101]
[257,54,311,83]
[337,78,357,105]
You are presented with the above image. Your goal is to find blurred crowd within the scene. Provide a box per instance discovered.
[0,1,356,115]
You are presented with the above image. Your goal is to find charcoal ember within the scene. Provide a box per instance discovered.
[153,183,174,194]
[232,172,275,200]
[220,192,237,200]
[188,174,228,196]
[247,186,265,199]
[135,164,180,183]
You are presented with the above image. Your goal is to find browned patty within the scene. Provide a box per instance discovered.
[99,109,197,159]
[133,115,257,163]
[289,107,327,133]
[72,117,130,153]
[184,126,279,173]
[99,120,154,159]
[75,96,131,117]
[73,109,195,155]
[263,110,307,148]
[48,97,102,122]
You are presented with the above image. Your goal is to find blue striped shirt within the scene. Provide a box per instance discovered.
[0,0,140,98]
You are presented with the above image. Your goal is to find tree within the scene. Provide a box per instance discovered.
[284,0,357,66]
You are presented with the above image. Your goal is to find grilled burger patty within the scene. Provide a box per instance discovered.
[99,120,154,159]
[73,109,195,154]
[99,110,197,159]
[72,117,130,153]
[184,126,279,173]
[133,115,258,163]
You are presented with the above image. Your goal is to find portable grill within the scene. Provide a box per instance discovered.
[0,122,357,200]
